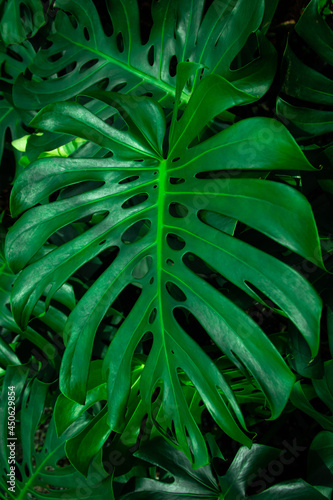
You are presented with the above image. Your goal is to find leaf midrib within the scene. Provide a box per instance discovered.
[16,442,66,500]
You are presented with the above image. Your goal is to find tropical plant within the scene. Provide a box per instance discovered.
[1,1,333,499]
[5,65,325,468]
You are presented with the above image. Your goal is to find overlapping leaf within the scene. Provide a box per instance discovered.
[5,72,323,466]
[120,437,329,499]
[277,0,333,139]
[0,251,75,369]
[13,0,276,111]
[0,0,47,44]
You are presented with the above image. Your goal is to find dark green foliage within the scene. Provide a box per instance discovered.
[1,1,333,499]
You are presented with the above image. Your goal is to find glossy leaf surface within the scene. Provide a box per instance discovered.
[6,74,323,466]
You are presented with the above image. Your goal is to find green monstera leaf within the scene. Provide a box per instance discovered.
[13,0,276,111]
[277,0,333,139]
[119,437,329,499]
[0,42,35,164]
[5,70,324,466]
[54,355,266,477]
[0,365,113,500]
[0,0,47,45]
[0,249,75,370]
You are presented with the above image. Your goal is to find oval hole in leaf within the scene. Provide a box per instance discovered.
[83,27,90,41]
[149,307,157,324]
[97,78,109,90]
[151,386,160,403]
[121,219,151,244]
[166,233,185,250]
[169,177,185,184]
[97,1,113,36]
[111,82,126,92]
[48,52,62,62]
[132,256,153,279]
[148,45,155,66]
[122,193,148,209]
[117,32,124,52]
[169,202,188,218]
[79,58,99,74]
[119,175,139,185]
[169,55,178,77]
[166,282,186,302]
[68,14,78,29]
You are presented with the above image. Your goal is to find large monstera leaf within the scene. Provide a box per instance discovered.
[13,0,276,111]
[5,72,324,466]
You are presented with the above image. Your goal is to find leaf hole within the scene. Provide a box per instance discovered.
[111,82,127,92]
[97,1,114,36]
[68,13,78,29]
[121,193,148,209]
[116,32,124,52]
[48,52,62,62]
[151,386,161,403]
[166,282,187,302]
[99,240,106,246]
[169,202,188,218]
[171,157,180,163]
[79,58,99,74]
[97,77,109,90]
[166,259,174,266]
[119,175,139,185]
[132,256,153,279]
[169,55,178,77]
[166,233,186,250]
[121,219,151,245]
[169,177,185,184]
[148,45,155,66]
[149,308,157,324]
[150,277,154,284]
[83,27,90,40]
